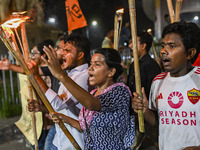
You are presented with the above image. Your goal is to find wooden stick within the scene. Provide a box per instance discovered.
[114,14,118,50]
[14,28,25,54]
[152,42,161,68]
[0,27,81,150]
[21,22,39,150]
[175,0,183,22]
[128,0,145,133]
[166,0,175,23]
[114,10,123,50]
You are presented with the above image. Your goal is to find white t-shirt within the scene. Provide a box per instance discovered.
[149,67,200,150]
[45,64,90,150]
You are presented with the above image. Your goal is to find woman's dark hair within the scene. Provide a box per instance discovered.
[94,48,123,82]
[162,20,200,63]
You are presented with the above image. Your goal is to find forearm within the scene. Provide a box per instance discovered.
[144,108,158,127]
[33,75,49,93]
[183,146,200,150]
[39,105,49,113]
[61,116,83,132]
[9,64,25,74]
[58,72,101,111]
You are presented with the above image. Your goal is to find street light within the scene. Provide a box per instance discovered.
[92,20,97,26]
[194,16,199,21]
[48,17,56,24]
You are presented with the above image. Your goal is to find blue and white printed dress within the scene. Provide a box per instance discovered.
[79,82,135,150]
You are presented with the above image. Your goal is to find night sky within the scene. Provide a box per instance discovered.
[42,0,153,49]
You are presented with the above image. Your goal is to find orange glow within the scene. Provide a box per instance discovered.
[116,8,124,14]
[1,16,30,28]
[12,11,27,15]
[1,26,14,38]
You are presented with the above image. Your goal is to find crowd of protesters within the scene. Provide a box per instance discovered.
[1,20,200,150]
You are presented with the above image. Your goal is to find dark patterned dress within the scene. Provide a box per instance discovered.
[79,82,135,150]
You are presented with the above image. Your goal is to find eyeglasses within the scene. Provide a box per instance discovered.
[55,46,64,51]
[31,50,40,56]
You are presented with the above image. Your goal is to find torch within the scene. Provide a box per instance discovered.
[128,0,145,133]
[147,28,161,68]
[0,15,81,150]
[9,11,39,150]
[114,8,124,50]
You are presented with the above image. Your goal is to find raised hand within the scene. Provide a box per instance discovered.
[0,58,10,70]
[42,45,64,79]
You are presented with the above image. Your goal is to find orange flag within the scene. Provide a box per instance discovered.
[65,0,87,31]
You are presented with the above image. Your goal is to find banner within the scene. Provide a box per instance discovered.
[65,0,87,31]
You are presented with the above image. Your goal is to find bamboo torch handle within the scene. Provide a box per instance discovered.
[21,22,30,60]
[166,0,175,23]
[175,0,183,22]
[152,42,161,68]
[128,0,145,133]
[114,14,118,50]
[21,22,39,150]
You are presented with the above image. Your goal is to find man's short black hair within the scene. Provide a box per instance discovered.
[137,30,153,53]
[66,33,91,64]
[162,20,200,63]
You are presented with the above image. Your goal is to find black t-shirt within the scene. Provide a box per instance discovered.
[127,54,161,98]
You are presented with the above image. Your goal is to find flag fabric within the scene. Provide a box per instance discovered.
[65,0,87,31]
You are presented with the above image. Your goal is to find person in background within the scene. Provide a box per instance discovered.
[162,14,170,31]
[127,31,161,150]
[102,29,114,48]
[120,22,131,47]
[132,21,200,150]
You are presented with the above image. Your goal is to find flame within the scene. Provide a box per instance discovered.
[116,8,124,14]
[1,16,30,28]
[12,11,27,15]
[1,26,14,38]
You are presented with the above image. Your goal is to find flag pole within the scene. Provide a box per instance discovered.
[128,0,145,133]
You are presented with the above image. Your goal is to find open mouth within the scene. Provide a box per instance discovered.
[162,58,170,65]
[62,57,67,63]
[88,73,94,80]
[89,73,94,78]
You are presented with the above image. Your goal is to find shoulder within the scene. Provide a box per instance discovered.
[109,82,132,96]
[153,72,168,81]
[194,67,200,75]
